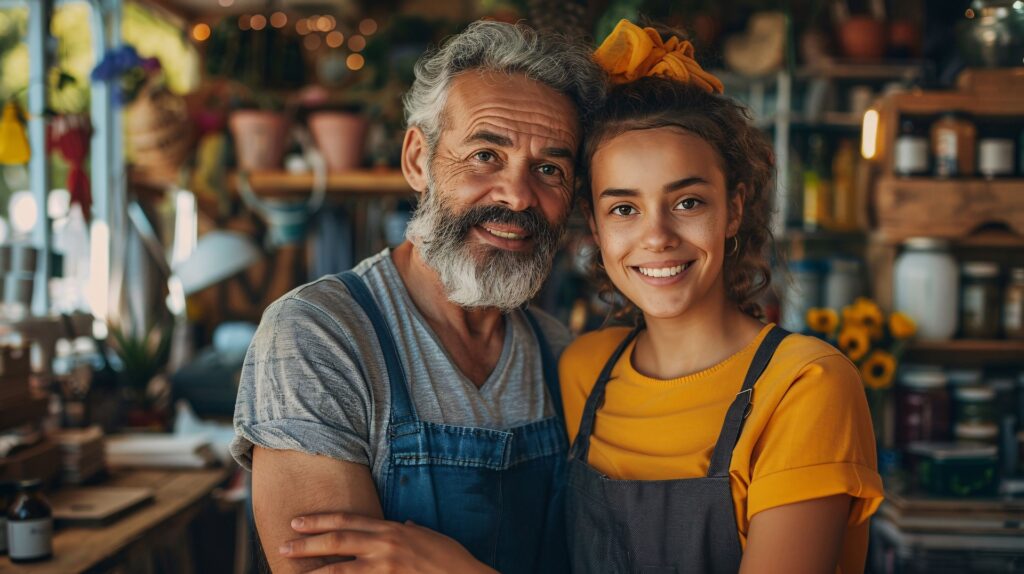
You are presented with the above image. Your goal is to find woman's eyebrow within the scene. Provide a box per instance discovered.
[598,176,709,199]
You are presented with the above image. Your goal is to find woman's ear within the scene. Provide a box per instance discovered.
[727,184,746,238]
[401,126,429,193]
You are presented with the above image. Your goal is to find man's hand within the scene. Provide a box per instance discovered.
[280,512,497,574]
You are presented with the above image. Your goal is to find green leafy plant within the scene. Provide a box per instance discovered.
[108,321,172,405]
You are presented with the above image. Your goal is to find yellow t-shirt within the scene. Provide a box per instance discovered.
[559,323,884,574]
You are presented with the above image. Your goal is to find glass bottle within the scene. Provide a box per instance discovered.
[802,134,831,231]
[831,139,858,231]
[894,116,930,177]
[1003,267,1024,340]
[6,479,53,563]
[960,261,1001,339]
[931,112,977,178]
[894,238,959,341]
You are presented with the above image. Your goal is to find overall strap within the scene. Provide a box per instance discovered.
[569,327,642,460]
[337,271,417,423]
[522,308,564,424]
[706,326,791,478]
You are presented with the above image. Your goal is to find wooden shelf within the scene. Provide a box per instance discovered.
[904,339,1024,366]
[874,177,1024,243]
[230,169,412,198]
[795,62,923,81]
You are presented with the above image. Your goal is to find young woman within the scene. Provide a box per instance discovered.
[560,20,884,573]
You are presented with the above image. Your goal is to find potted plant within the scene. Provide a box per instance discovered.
[108,321,172,430]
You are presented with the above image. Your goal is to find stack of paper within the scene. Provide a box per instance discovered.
[53,426,106,484]
[105,434,217,468]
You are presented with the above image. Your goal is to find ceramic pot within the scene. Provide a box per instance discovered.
[308,111,369,172]
[838,17,887,60]
[229,110,290,170]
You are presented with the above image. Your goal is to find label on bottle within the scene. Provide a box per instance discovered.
[0,516,7,554]
[935,128,958,177]
[1005,288,1024,332]
[7,517,52,560]
[962,285,985,332]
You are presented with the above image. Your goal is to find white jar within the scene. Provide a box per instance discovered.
[894,237,959,341]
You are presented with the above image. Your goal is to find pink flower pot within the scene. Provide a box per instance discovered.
[309,111,369,172]
[838,17,887,61]
[229,110,289,170]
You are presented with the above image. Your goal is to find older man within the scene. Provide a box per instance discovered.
[231,21,604,574]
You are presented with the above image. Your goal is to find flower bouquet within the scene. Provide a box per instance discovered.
[805,298,917,443]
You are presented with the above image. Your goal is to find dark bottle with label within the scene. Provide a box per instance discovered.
[0,481,16,555]
[6,479,53,563]
[894,117,930,176]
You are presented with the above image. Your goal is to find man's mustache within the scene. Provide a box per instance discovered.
[450,204,551,239]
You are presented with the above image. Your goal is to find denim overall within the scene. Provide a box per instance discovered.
[338,271,569,574]
[566,325,790,573]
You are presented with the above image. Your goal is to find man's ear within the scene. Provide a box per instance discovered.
[401,126,429,193]
[727,184,745,238]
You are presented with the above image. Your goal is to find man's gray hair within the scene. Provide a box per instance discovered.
[403,20,606,150]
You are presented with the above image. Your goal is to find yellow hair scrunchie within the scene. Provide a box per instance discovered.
[594,19,724,94]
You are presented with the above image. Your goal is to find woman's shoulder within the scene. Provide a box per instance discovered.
[764,329,863,395]
[559,326,634,383]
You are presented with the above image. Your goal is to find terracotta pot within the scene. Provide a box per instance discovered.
[308,111,369,172]
[229,110,290,170]
[888,20,920,57]
[838,17,887,60]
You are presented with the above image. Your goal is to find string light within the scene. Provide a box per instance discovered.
[304,34,322,51]
[250,14,267,31]
[218,0,234,7]
[326,31,345,48]
[270,12,288,29]
[317,15,335,32]
[346,54,365,71]
[296,18,310,35]
[359,19,378,36]
[348,34,366,52]
[192,22,211,42]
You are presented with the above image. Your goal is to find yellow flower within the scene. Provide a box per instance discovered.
[806,308,839,335]
[889,312,916,340]
[838,325,871,362]
[854,298,884,340]
[861,350,897,390]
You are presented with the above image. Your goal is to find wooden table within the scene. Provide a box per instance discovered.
[1,468,230,574]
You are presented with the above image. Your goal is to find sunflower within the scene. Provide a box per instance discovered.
[861,350,897,390]
[838,325,871,362]
[806,308,839,335]
[889,312,917,340]
[853,298,884,340]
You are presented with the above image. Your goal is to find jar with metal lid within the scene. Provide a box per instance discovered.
[6,479,52,563]
[1004,267,1024,340]
[947,368,984,388]
[961,261,1001,339]
[907,441,998,497]
[931,112,976,177]
[978,138,1015,179]
[955,421,999,445]
[897,368,951,446]
[894,238,959,341]
[954,385,996,425]
[894,117,931,177]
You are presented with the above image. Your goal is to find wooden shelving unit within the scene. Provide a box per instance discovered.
[230,169,413,198]
[904,339,1024,366]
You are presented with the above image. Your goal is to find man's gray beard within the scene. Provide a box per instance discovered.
[405,187,565,312]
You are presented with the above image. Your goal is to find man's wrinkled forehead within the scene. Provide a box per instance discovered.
[439,71,581,155]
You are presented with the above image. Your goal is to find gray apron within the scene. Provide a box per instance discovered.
[566,325,790,574]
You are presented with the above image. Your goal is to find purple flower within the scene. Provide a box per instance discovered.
[141,57,162,73]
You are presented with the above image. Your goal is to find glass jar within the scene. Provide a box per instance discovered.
[978,138,1015,179]
[988,375,1017,420]
[955,421,999,445]
[781,259,824,332]
[897,368,951,446]
[894,238,959,341]
[894,117,930,177]
[961,261,1001,339]
[1003,267,1024,340]
[954,385,996,425]
[931,111,977,177]
[824,257,861,310]
[6,479,52,563]
[947,368,984,388]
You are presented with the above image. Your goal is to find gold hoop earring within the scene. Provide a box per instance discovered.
[727,235,740,257]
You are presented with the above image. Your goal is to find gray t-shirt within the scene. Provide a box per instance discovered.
[231,249,572,490]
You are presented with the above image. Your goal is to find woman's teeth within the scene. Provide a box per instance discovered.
[637,263,689,278]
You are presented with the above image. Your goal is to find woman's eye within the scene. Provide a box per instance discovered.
[474,151,495,162]
[611,205,637,217]
[677,198,701,210]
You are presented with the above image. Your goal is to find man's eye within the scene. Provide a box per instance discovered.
[538,164,561,177]
[611,205,637,216]
[474,151,495,162]
[677,198,701,210]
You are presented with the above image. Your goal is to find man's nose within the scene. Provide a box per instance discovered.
[488,164,538,212]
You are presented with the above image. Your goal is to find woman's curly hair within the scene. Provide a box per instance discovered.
[578,76,776,320]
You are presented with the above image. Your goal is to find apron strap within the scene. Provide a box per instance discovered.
[337,271,417,424]
[706,325,790,478]
[522,308,565,424]
[569,326,642,460]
